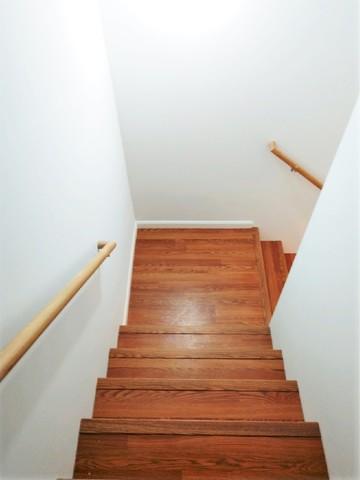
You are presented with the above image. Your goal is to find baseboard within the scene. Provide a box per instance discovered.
[136,220,255,229]
[121,222,137,326]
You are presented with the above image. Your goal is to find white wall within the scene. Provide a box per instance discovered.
[100,0,358,251]
[271,100,359,479]
[0,1,135,478]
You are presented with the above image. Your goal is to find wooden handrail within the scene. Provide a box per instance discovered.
[0,241,117,381]
[269,141,323,190]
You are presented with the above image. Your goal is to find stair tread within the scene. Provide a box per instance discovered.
[80,418,320,436]
[130,228,270,327]
[97,378,297,391]
[109,348,282,359]
[71,229,328,479]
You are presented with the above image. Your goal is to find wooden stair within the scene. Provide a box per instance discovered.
[70,228,327,479]
[261,240,296,312]
[285,252,296,271]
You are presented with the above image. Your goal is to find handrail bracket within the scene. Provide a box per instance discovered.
[269,141,323,190]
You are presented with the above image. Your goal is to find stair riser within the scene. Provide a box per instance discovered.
[118,333,273,349]
[107,358,286,380]
[127,307,266,326]
[71,229,328,479]
[93,390,304,421]
[74,434,328,479]
[261,241,289,313]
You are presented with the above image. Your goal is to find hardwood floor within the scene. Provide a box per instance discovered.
[72,228,328,479]
[129,229,270,326]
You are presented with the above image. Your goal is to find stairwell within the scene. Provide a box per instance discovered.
[69,228,328,479]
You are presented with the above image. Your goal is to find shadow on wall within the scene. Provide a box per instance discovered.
[270,99,359,479]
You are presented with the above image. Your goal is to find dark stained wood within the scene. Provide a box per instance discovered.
[261,241,289,313]
[120,324,270,334]
[93,389,304,420]
[107,357,286,380]
[285,252,296,271]
[118,333,273,350]
[74,434,328,479]
[109,347,282,359]
[80,418,321,436]
[71,228,328,479]
[96,378,298,391]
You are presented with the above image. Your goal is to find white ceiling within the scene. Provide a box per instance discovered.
[100,0,358,250]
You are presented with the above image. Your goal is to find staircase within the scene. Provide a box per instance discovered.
[261,240,295,313]
[70,228,328,479]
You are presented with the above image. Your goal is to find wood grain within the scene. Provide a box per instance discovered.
[285,252,296,271]
[127,304,266,325]
[96,378,298,391]
[80,418,320,436]
[107,357,286,380]
[120,324,270,334]
[261,241,288,313]
[109,347,282,359]
[93,389,304,421]
[117,333,273,350]
[74,434,328,479]
[71,228,328,479]
[128,228,268,326]
[253,229,272,323]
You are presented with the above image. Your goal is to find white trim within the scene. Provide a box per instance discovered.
[136,220,255,229]
[121,222,137,326]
